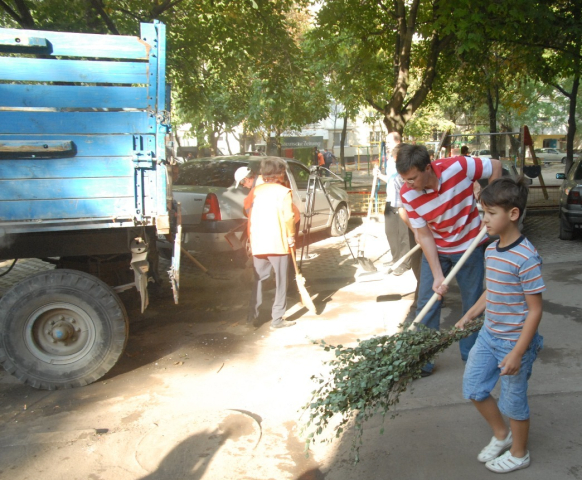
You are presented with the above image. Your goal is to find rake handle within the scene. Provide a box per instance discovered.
[407,225,488,331]
[387,243,421,273]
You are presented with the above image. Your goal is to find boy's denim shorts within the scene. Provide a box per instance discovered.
[463,327,543,421]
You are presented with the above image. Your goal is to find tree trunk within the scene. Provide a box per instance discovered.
[486,87,500,159]
[88,0,120,34]
[340,116,348,170]
[565,74,579,173]
[196,123,205,158]
[0,0,36,28]
[382,115,405,136]
[501,123,520,157]
[225,131,233,155]
[276,129,282,157]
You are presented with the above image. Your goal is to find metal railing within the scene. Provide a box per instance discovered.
[347,186,560,216]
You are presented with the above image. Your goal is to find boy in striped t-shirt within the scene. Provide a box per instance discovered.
[456,177,545,473]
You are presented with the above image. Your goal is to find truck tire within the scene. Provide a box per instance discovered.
[0,269,128,389]
[559,215,574,240]
[330,204,349,237]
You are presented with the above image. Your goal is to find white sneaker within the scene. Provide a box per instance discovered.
[485,450,530,473]
[477,431,513,462]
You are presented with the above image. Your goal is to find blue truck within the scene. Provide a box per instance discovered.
[0,22,180,389]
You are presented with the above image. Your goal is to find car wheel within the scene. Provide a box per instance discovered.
[562,157,567,164]
[330,204,349,237]
[233,233,252,268]
[559,215,574,240]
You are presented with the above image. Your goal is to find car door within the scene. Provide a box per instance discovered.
[286,162,332,229]
[547,148,562,162]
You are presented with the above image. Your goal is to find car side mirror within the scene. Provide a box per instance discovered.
[556,173,566,180]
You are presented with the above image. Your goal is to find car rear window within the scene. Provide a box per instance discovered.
[175,160,254,187]
[573,162,582,180]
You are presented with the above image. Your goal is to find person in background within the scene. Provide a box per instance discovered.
[373,132,416,276]
[318,150,325,169]
[312,147,319,166]
[246,158,297,330]
[235,166,255,190]
[323,149,336,175]
[461,145,470,156]
[396,144,502,376]
[455,177,544,473]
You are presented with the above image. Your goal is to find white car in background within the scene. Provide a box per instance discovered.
[470,149,492,159]
[171,156,351,255]
[531,148,579,164]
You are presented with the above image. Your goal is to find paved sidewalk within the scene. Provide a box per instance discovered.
[0,211,581,480]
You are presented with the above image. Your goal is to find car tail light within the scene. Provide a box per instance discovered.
[567,190,582,205]
[202,193,222,220]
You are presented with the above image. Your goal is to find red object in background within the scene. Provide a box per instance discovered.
[567,190,582,205]
[202,193,222,221]
[523,126,533,146]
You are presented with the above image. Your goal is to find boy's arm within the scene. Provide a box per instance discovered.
[499,293,543,376]
[488,159,502,183]
[455,290,487,329]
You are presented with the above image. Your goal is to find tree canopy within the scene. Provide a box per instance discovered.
[1,0,582,155]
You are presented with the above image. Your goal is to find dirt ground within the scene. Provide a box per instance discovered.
[0,223,399,479]
[1,215,582,480]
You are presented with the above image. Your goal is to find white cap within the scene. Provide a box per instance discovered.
[234,166,252,188]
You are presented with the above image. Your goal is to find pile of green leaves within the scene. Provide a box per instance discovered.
[303,318,484,460]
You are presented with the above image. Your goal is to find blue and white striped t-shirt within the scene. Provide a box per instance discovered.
[484,236,546,341]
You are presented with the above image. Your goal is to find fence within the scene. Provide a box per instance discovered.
[347,186,560,216]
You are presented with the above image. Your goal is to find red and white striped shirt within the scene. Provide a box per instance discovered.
[400,156,492,254]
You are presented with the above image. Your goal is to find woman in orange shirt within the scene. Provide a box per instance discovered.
[246,158,297,329]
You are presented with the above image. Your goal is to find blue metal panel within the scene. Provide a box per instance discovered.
[141,22,158,112]
[2,85,149,109]
[1,58,148,84]
[141,21,171,216]
[0,198,135,221]
[0,112,155,134]
[0,135,139,157]
[0,177,133,201]
[0,28,149,59]
[0,157,133,179]
[0,22,168,232]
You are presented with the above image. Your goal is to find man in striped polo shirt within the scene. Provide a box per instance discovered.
[396,144,502,375]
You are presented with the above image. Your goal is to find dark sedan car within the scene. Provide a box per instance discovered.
[556,159,582,239]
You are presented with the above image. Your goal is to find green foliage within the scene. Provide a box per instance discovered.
[302,318,484,461]
[0,0,326,151]
[307,0,457,133]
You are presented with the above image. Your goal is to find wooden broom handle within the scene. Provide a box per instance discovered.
[407,225,488,330]
[290,247,300,275]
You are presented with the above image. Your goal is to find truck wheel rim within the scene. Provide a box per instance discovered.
[24,302,97,365]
